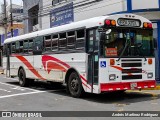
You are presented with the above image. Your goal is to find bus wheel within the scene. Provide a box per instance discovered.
[18,69,29,87]
[68,72,84,98]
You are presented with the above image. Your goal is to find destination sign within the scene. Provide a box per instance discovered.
[117,18,141,27]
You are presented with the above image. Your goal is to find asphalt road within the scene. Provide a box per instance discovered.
[0,75,160,119]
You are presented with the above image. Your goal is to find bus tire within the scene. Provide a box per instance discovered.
[18,68,29,87]
[67,72,84,98]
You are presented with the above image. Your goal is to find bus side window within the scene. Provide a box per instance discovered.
[12,42,16,53]
[67,31,75,49]
[19,41,23,53]
[76,29,85,50]
[15,41,20,53]
[44,35,51,51]
[28,39,33,54]
[59,33,67,50]
[24,40,29,54]
[52,34,58,51]
[33,36,43,55]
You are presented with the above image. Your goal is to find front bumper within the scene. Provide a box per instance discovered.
[100,80,156,92]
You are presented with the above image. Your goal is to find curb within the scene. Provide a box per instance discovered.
[142,85,160,90]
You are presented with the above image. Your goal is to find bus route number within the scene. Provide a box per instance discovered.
[117,19,140,27]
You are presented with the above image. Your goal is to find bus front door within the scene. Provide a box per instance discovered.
[87,29,99,93]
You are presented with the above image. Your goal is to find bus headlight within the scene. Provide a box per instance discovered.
[147,73,153,78]
[109,74,116,81]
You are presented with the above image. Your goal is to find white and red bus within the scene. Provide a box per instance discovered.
[3,14,156,97]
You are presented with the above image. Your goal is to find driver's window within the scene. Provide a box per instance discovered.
[33,36,44,55]
[33,36,44,51]
[87,29,100,53]
[105,29,125,56]
[88,30,94,52]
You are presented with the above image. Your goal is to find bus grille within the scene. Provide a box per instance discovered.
[121,59,142,80]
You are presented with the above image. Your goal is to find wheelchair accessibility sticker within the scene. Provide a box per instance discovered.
[100,61,106,68]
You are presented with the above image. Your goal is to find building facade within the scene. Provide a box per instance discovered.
[0,4,24,45]
[23,0,160,82]
[0,3,24,67]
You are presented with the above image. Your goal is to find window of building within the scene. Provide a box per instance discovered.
[52,0,64,5]
[33,18,38,26]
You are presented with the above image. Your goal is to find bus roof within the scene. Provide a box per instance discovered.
[4,14,151,44]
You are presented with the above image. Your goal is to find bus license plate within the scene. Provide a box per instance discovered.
[130,83,137,89]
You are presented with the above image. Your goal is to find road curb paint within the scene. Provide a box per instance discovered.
[142,85,160,90]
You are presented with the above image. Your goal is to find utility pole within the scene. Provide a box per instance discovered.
[3,0,7,40]
[10,0,13,37]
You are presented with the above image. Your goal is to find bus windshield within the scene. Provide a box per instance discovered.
[103,28,154,57]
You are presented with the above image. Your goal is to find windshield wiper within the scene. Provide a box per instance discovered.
[117,38,130,61]
[135,43,147,61]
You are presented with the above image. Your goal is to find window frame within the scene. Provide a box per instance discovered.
[44,35,52,52]
[67,31,76,50]
[75,29,86,50]
[59,32,67,50]
[52,34,59,51]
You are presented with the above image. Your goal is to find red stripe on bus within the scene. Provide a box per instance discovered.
[45,61,67,74]
[42,55,70,69]
[16,55,46,80]
[42,55,92,89]
[111,66,132,76]
[82,82,90,89]
[80,76,87,83]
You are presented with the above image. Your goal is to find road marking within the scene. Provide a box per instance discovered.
[0,91,45,99]
[11,86,25,91]
[0,81,40,92]
[0,89,65,99]
[0,88,11,93]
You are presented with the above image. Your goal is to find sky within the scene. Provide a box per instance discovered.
[0,0,23,12]
[0,0,23,5]
[8,0,23,6]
